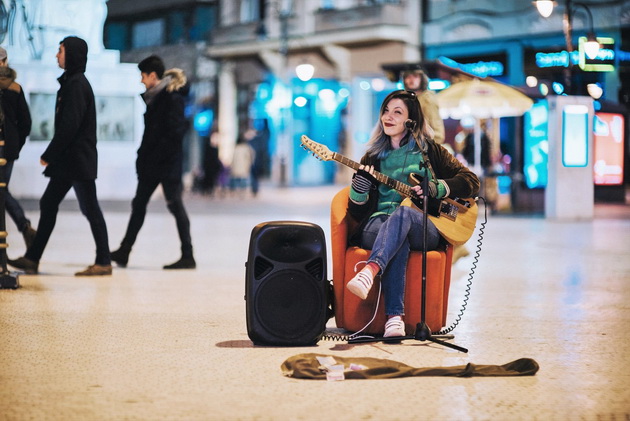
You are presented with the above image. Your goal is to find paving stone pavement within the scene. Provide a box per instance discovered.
[1,184,629,420]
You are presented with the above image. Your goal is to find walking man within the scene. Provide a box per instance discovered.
[9,36,112,276]
[110,55,195,269]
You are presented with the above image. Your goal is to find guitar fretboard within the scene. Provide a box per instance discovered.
[332,152,414,197]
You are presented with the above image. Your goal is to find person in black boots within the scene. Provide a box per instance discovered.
[0,48,37,249]
[110,55,195,270]
[8,37,112,276]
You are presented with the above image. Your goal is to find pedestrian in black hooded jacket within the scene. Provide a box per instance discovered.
[110,55,195,269]
[0,50,37,248]
[8,36,112,276]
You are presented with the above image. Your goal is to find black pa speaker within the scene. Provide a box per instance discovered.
[245,221,328,346]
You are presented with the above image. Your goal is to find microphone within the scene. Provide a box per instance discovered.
[405,119,416,130]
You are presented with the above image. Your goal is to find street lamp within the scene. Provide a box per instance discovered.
[534,0,600,92]
[534,0,600,55]
[295,63,314,81]
[587,83,603,99]
[534,0,555,17]
[582,32,601,60]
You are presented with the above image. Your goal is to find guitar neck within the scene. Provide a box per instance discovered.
[332,152,414,197]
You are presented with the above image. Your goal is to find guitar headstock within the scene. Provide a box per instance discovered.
[300,135,333,161]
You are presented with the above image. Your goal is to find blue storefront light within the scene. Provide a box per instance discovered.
[293,96,307,107]
[552,82,565,95]
[523,100,549,188]
[428,79,450,91]
[193,109,213,136]
[317,89,337,114]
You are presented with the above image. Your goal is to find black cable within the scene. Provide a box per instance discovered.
[321,282,383,342]
[321,332,352,341]
[433,196,488,336]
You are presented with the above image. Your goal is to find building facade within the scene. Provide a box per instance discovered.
[207,0,422,185]
[423,0,629,106]
[103,0,629,204]
[104,0,219,181]
[421,0,629,207]
[2,0,146,199]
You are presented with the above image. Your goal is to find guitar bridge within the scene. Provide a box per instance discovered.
[438,202,459,221]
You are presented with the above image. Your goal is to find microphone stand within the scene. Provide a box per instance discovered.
[349,129,467,353]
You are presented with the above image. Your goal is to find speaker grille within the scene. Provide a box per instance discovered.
[254,256,274,279]
[255,269,323,340]
[305,258,324,280]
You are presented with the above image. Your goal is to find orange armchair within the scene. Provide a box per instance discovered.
[330,187,454,335]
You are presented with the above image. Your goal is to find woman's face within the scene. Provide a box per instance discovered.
[381,98,409,143]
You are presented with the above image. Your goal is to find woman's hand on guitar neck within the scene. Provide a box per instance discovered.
[411,184,424,198]
[411,179,438,198]
[352,165,377,194]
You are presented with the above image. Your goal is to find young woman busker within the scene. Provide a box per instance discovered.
[345,89,479,337]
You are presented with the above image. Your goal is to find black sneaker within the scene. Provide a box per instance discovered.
[163,257,196,270]
[110,247,131,267]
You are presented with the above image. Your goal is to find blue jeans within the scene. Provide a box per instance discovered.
[26,177,111,265]
[360,206,440,316]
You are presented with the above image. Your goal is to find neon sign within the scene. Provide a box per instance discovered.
[535,37,616,71]
[438,56,504,77]
[536,50,579,68]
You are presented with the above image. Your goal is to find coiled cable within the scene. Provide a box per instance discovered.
[321,282,382,342]
[433,196,487,336]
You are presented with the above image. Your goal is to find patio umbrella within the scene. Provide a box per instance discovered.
[436,79,534,174]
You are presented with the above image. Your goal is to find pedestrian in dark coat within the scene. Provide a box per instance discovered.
[135,71,189,180]
[8,36,112,276]
[0,53,37,248]
[110,55,195,270]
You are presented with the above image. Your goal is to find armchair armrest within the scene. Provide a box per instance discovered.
[330,187,352,325]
